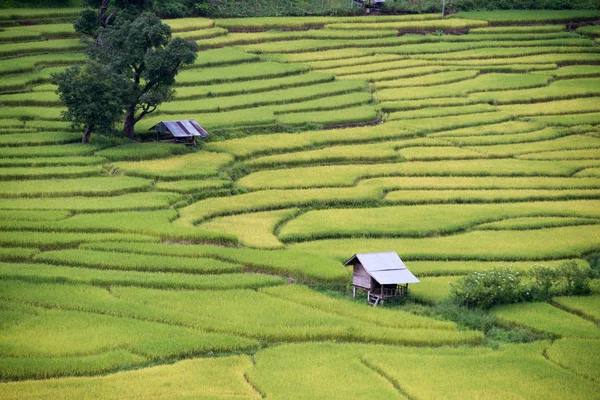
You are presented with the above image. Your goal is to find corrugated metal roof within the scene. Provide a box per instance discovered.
[370,269,419,285]
[344,251,419,284]
[150,120,208,138]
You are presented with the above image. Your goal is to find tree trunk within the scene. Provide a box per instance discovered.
[123,108,135,139]
[82,123,92,143]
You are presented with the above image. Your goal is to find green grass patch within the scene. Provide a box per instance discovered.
[0,176,152,198]
[0,8,81,21]
[545,338,600,382]
[0,156,105,167]
[0,262,285,290]
[95,142,189,161]
[173,71,334,100]
[376,73,551,101]
[289,224,600,261]
[493,302,600,338]
[470,25,566,34]
[162,79,367,113]
[0,231,157,248]
[0,165,101,180]
[238,159,585,190]
[200,209,298,249]
[385,189,600,205]
[478,216,600,230]
[176,61,309,86]
[0,53,85,76]
[409,276,461,304]
[0,355,258,399]
[0,131,80,146]
[407,259,584,277]
[0,247,39,262]
[81,241,348,283]
[0,209,68,221]
[35,249,243,274]
[0,38,84,57]
[155,179,231,194]
[577,25,600,37]
[0,192,182,211]
[374,70,479,90]
[553,295,600,322]
[276,105,378,126]
[327,19,488,31]
[519,148,600,160]
[185,47,260,69]
[205,121,413,158]
[452,10,600,24]
[278,200,600,241]
[470,78,600,105]
[110,151,233,179]
[388,104,497,121]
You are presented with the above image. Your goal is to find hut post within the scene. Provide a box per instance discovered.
[352,286,356,299]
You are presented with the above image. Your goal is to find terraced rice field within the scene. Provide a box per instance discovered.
[0,8,599,399]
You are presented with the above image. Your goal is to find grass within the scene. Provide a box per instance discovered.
[0,355,260,399]
[110,151,233,179]
[278,200,600,242]
[248,342,599,400]
[175,61,309,86]
[0,156,105,167]
[326,19,488,31]
[0,38,85,57]
[0,262,285,291]
[385,189,600,205]
[81,241,349,283]
[0,192,182,212]
[407,260,584,277]
[289,224,600,261]
[174,71,334,99]
[155,179,231,193]
[276,105,378,126]
[0,165,102,180]
[552,295,600,322]
[452,10,600,24]
[478,216,600,230]
[0,53,86,76]
[0,210,69,221]
[470,25,566,34]
[200,209,298,249]
[205,121,413,158]
[95,142,189,161]
[375,73,551,101]
[374,70,480,89]
[0,231,157,248]
[238,159,585,190]
[35,249,243,274]
[161,79,367,113]
[409,276,461,304]
[0,176,152,198]
[0,131,79,146]
[493,302,600,338]
[545,338,600,382]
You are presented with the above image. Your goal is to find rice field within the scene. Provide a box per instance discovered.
[0,8,599,399]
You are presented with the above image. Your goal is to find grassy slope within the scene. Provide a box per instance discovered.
[0,10,600,399]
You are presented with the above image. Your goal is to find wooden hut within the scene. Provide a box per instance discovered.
[344,251,419,306]
[149,120,208,146]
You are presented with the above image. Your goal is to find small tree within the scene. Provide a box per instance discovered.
[52,62,125,143]
[89,12,197,138]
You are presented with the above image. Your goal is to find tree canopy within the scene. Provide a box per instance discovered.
[90,12,197,138]
[52,62,126,143]
[57,2,197,142]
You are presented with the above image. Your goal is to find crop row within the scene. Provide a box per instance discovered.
[277,200,600,242]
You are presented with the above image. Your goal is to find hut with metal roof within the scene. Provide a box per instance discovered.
[344,251,419,306]
[149,120,208,146]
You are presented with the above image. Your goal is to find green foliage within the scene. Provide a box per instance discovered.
[88,12,198,138]
[452,262,595,309]
[451,267,526,309]
[52,62,126,142]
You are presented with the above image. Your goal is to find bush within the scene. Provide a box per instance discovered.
[451,267,525,309]
[452,262,596,309]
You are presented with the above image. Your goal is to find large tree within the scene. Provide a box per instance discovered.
[52,62,125,143]
[89,12,197,138]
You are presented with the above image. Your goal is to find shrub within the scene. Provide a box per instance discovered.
[450,267,525,309]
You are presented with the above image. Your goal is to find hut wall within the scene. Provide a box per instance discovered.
[353,263,371,289]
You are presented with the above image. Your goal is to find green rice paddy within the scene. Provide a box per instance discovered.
[0,8,599,399]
